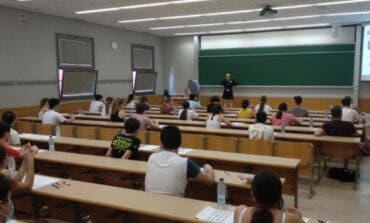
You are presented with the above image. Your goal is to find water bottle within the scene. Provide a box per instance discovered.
[324,111,329,119]
[173,107,177,117]
[55,125,61,138]
[78,107,82,115]
[281,123,286,134]
[217,178,226,210]
[49,135,55,152]
[7,156,16,176]
[309,117,314,128]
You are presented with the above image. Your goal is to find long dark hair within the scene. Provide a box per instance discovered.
[276,102,288,119]
[211,104,222,120]
[180,101,189,120]
[258,95,267,112]
[127,94,134,104]
[251,170,284,223]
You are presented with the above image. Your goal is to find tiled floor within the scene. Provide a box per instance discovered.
[282,125,370,223]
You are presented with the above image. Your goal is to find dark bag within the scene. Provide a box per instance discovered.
[361,138,370,156]
[327,167,356,182]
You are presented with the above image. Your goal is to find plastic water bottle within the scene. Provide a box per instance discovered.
[7,156,16,176]
[173,107,177,117]
[217,178,226,210]
[309,117,314,128]
[49,135,55,152]
[78,107,82,115]
[55,125,61,138]
[281,123,286,134]
[324,111,329,119]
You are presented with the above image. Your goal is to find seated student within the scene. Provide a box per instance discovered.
[105,96,114,115]
[110,98,127,122]
[160,98,174,115]
[1,111,21,146]
[238,99,254,119]
[249,111,274,142]
[140,96,150,111]
[0,174,14,222]
[179,101,199,121]
[188,94,202,109]
[315,105,358,168]
[126,94,138,109]
[0,121,38,158]
[89,94,105,113]
[341,97,362,123]
[38,97,49,119]
[0,146,35,193]
[288,96,309,117]
[234,170,304,223]
[206,104,232,129]
[271,103,301,126]
[132,103,159,130]
[163,89,171,99]
[106,118,141,159]
[253,95,272,114]
[206,96,220,113]
[145,126,214,197]
[42,98,74,125]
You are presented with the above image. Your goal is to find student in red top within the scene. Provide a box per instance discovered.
[270,103,302,126]
[315,105,358,168]
[0,145,35,193]
[0,121,38,158]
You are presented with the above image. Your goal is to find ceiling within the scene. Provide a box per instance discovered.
[1,0,370,36]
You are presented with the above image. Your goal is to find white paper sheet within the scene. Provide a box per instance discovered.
[20,133,56,141]
[139,145,159,152]
[178,147,194,155]
[231,122,244,127]
[196,206,234,223]
[31,174,60,190]
[158,124,167,128]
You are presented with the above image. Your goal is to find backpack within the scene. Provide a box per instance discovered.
[327,167,356,182]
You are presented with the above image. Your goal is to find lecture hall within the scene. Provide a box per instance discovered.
[1,0,370,223]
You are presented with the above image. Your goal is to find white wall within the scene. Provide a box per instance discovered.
[0,6,163,107]
[162,27,370,99]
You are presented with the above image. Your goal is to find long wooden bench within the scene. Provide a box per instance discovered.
[19,134,301,207]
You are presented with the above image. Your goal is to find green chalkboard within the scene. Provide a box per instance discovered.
[199,44,355,86]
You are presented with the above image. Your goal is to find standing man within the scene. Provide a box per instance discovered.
[220,73,237,108]
[185,80,200,98]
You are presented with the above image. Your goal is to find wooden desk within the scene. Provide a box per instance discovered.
[19,135,300,207]
[32,150,261,206]
[16,175,232,223]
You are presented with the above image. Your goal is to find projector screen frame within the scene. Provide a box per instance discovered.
[58,68,98,101]
[360,23,370,82]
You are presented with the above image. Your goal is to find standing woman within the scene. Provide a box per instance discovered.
[220,73,237,108]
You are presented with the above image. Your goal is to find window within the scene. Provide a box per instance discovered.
[56,33,97,99]
[131,45,156,95]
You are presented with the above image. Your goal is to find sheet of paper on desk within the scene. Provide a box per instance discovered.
[178,148,193,155]
[139,145,159,151]
[20,133,56,141]
[159,124,167,128]
[231,122,244,127]
[196,206,234,223]
[31,175,60,190]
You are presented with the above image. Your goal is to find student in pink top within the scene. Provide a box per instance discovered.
[270,103,301,126]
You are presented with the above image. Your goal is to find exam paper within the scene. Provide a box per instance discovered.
[31,174,60,190]
[178,147,194,155]
[20,133,56,141]
[139,145,159,152]
[196,206,234,223]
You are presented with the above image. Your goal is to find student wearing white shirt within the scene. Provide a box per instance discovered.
[341,97,362,123]
[178,101,199,121]
[187,94,202,109]
[249,111,275,143]
[38,97,49,119]
[1,111,21,146]
[145,125,214,197]
[206,104,232,129]
[42,98,74,125]
[253,95,272,114]
[89,94,105,113]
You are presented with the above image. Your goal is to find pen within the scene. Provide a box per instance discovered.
[52,184,60,189]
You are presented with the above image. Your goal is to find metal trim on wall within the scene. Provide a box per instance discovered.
[0,79,131,86]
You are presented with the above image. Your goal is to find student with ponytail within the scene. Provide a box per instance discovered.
[178,101,199,121]
[254,95,272,114]
[234,170,304,223]
[271,103,301,126]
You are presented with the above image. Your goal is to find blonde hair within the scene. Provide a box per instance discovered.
[111,98,124,115]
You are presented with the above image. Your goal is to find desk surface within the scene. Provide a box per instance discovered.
[20,135,301,169]
[17,117,362,144]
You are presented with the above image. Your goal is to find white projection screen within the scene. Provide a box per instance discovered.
[59,70,98,99]
[361,24,370,81]
[133,72,157,95]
